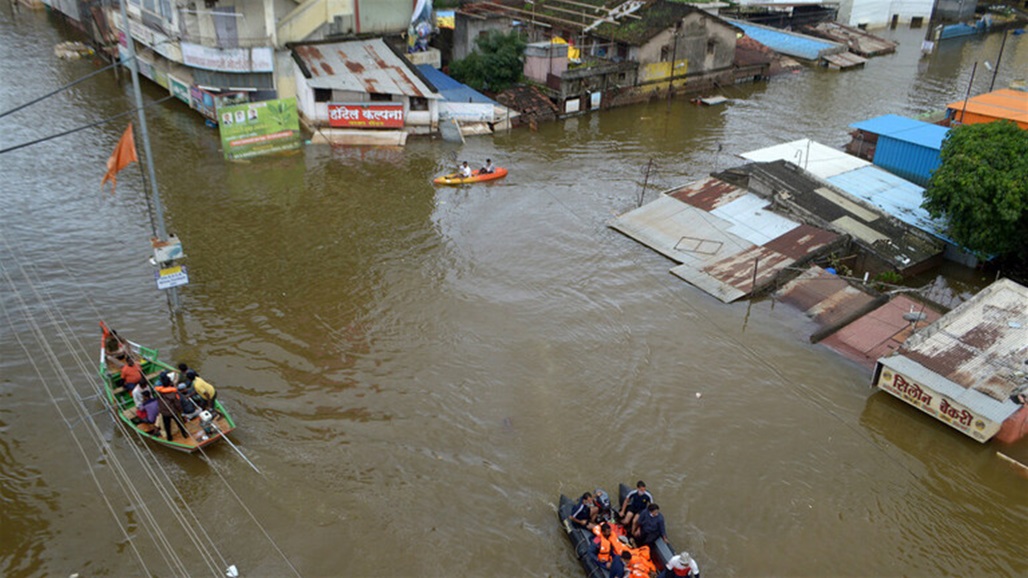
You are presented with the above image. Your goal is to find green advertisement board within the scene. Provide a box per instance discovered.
[217,98,301,160]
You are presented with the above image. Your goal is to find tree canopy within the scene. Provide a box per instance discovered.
[449,31,526,93]
[923,120,1028,260]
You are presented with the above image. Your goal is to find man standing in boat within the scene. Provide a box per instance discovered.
[155,373,189,442]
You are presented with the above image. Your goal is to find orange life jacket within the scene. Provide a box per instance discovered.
[590,526,613,563]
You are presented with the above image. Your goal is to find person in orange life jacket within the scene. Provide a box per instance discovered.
[632,503,667,549]
[569,492,599,529]
[154,373,188,441]
[119,357,143,392]
[620,480,653,531]
[608,549,632,578]
[660,552,700,578]
[588,522,615,567]
[625,548,656,578]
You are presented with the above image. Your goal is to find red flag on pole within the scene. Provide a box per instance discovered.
[101,123,139,194]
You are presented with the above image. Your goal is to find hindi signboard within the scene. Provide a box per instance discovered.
[328,103,405,129]
[217,98,301,160]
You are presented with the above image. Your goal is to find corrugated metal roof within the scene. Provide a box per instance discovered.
[741,139,869,178]
[822,51,867,69]
[848,114,948,149]
[727,19,845,60]
[293,39,440,99]
[947,88,1028,126]
[826,166,953,244]
[820,294,943,370]
[611,177,840,303]
[880,278,1028,422]
[416,64,497,105]
[741,139,955,247]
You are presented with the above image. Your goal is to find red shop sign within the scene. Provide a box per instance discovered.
[328,103,405,128]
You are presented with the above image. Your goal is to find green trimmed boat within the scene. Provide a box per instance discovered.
[99,322,236,452]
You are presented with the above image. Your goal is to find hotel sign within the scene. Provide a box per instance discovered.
[328,103,405,128]
[874,366,997,442]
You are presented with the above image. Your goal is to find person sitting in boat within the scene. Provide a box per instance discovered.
[632,503,667,549]
[619,480,653,532]
[119,357,143,393]
[177,382,203,420]
[131,380,150,409]
[478,158,495,175]
[105,335,128,365]
[132,390,160,432]
[569,491,598,530]
[155,373,189,442]
[588,522,616,568]
[176,363,191,386]
[608,550,632,578]
[660,552,700,578]
[184,369,218,412]
[459,161,472,179]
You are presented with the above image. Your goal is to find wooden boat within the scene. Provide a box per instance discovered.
[558,483,677,577]
[99,322,236,452]
[432,166,508,185]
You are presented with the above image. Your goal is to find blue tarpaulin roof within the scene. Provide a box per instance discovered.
[416,65,497,105]
[849,114,949,150]
[728,20,842,61]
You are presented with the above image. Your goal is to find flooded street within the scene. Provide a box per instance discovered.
[2,9,1026,577]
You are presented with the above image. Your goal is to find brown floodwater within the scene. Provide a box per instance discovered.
[2,9,1026,577]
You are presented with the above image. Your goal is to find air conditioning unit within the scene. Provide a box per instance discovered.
[328,14,354,37]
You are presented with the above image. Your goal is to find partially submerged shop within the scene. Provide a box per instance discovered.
[291,38,441,146]
[872,279,1028,443]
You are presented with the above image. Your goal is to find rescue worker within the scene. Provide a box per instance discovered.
[569,492,598,530]
[660,552,700,578]
[620,480,653,531]
[608,550,632,578]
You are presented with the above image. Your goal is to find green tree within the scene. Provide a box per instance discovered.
[923,121,1028,259]
[450,30,526,92]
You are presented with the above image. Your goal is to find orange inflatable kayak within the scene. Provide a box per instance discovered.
[433,167,508,185]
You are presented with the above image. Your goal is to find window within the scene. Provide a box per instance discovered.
[314,88,332,103]
[409,97,428,111]
[660,46,669,62]
[706,39,716,56]
[369,93,392,102]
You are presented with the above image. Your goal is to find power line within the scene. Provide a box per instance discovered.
[0,95,175,156]
[0,57,125,120]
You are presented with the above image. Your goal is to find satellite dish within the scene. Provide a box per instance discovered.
[903,312,927,323]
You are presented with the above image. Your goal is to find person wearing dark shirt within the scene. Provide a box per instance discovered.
[620,480,654,532]
[608,550,632,578]
[569,492,598,529]
[633,503,667,548]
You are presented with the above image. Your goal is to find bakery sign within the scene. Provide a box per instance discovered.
[874,366,996,442]
[328,103,404,129]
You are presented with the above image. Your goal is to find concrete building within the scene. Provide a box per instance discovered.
[35,0,425,124]
[292,38,441,146]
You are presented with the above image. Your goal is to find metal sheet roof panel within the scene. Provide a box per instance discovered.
[294,39,440,99]
[881,278,1028,420]
[741,138,870,179]
[728,19,844,60]
[849,114,948,149]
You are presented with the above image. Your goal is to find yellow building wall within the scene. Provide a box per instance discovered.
[639,59,688,84]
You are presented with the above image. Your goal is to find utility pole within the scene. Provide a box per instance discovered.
[988,30,1008,92]
[117,0,181,312]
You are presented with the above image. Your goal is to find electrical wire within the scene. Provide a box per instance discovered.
[0,57,126,120]
[0,95,174,156]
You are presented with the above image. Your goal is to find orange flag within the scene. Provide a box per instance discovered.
[101,123,138,194]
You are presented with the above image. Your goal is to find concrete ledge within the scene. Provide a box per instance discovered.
[309,128,407,147]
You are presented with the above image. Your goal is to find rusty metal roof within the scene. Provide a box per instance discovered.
[293,39,439,99]
[880,278,1028,422]
[610,176,841,303]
